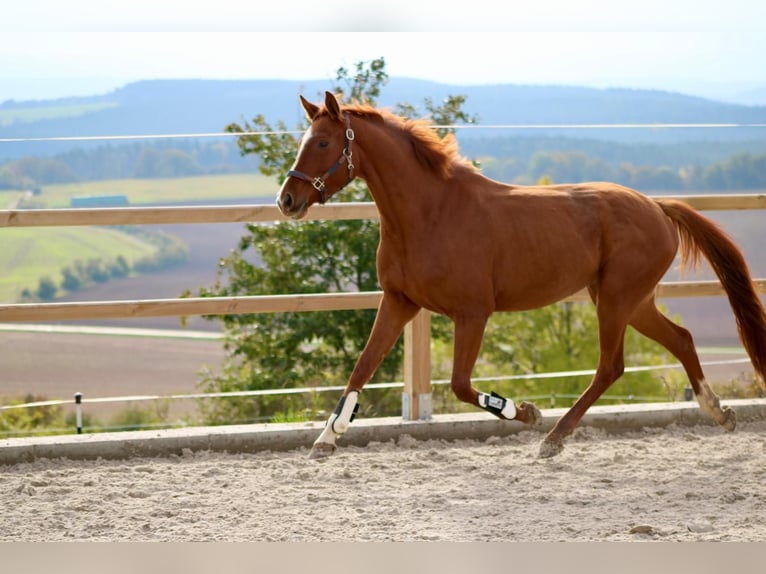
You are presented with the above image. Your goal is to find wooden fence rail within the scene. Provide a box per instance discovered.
[0,194,764,229]
[1,280,765,323]
[1,194,764,420]
[0,202,379,227]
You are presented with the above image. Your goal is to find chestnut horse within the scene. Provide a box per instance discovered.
[277,91,766,459]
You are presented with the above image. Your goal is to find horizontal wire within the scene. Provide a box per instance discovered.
[0,358,751,411]
[2,123,766,144]
[0,130,297,144]
[442,123,766,130]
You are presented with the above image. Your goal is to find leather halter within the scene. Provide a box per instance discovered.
[286,113,355,204]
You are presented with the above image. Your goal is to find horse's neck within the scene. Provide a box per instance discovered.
[355,120,445,234]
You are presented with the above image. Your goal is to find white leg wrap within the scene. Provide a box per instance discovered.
[330,391,359,435]
[314,391,360,446]
[309,392,360,458]
[695,379,735,430]
[478,391,517,420]
[695,379,720,417]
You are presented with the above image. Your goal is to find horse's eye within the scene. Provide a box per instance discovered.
[319,140,330,149]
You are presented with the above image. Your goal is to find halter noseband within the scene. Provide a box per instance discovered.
[286,113,355,204]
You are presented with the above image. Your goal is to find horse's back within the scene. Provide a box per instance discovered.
[483,181,679,310]
[499,181,673,241]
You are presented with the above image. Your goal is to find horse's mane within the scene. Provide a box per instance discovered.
[318,103,475,179]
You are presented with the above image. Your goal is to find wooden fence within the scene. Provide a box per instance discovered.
[1,194,765,420]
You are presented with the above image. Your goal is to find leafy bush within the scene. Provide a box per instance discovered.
[107,402,171,431]
[0,395,67,436]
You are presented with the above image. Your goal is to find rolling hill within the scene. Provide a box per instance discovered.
[2,78,766,161]
[0,226,158,302]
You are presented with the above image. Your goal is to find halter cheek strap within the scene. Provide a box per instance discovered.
[286,114,355,204]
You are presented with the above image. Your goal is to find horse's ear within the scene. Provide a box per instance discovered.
[300,95,320,121]
[324,91,343,121]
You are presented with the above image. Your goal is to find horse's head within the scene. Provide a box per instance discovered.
[277,91,356,219]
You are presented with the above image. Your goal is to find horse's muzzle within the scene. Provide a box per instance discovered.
[277,190,308,219]
[277,190,293,212]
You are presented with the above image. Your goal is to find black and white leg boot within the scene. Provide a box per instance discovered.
[309,391,360,459]
[478,391,517,420]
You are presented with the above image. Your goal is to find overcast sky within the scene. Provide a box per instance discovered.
[1,0,764,103]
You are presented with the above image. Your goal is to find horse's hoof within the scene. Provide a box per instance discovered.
[308,442,337,460]
[721,406,736,432]
[538,437,564,459]
[519,401,543,426]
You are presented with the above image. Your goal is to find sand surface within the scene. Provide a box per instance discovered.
[2,419,766,542]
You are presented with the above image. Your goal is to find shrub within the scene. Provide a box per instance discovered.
[0,395,67,436]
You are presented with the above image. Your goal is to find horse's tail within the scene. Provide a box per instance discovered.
[656,198,766,386]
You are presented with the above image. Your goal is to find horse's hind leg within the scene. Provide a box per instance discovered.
[629,298,736,431]
[539,303,629,458]
[450,314,542,426]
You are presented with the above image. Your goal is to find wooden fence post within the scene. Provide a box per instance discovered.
[403,309,432,420]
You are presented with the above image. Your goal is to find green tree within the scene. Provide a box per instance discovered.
[0,166,34,190]
[61,266,83,292]
[528,151,616,184]
[108,255,131,278]
[9,157,78,185]
[85,258,110,283]
[699,152,766,190]
[396,94,478,138]
[134,148,202,178]
[36,276,58,300]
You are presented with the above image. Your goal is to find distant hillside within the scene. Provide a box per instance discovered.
[2,78,766,161]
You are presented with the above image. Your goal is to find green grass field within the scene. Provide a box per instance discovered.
[0,102,118,126]
[38,173,276,208]
[0,227,158,302]
[1,191,26,209]
[1,173,277,302]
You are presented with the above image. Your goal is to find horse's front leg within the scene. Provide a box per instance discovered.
[450,314,543,427]
[309,292,420,459]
